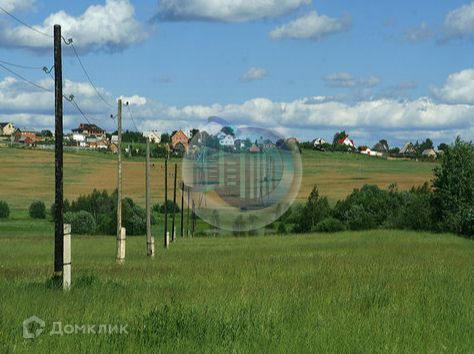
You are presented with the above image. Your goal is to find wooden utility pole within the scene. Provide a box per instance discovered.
[146,138,154,256]
[116,99,125,263]
[186,186,190,237]
[164,159,168,248]
[171,163,177,242]
[180,181,184,237]
[53,24,64,275]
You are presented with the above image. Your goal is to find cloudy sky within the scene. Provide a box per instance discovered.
[1,0,474,147]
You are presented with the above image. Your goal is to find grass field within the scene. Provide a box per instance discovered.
[0,230,473,352]
[0,147,436,210]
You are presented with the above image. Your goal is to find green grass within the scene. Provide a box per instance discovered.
[0,230,473,353]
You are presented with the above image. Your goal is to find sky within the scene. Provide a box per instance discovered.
[0,0,474,147]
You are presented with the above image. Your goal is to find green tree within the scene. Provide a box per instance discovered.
[333,131,347,146]
[432,137,474,236]
[221,126,235,137]
[161,133,170,144]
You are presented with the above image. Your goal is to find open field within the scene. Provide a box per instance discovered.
[0,230,473,352]
[0,147,436,210]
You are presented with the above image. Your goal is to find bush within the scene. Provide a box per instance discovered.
[64,211,96,235]
[29,201,46,219]
[277,222,287,235]
[0,200,9,218]
[314,218,346,233]
[50,199,71,221]
[432,137,474,236]
[158,200,180,213]
[293,186,331,232]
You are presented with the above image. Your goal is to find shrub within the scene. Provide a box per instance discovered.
[432,137,474,236]
[293,186,331,232]
[277,222,287,235]
[0,200,9,218]
[64,211,96,235]
[29,201,46,219]
[158,200,180,213]
[50,199,71,221]
[314,218,346,233]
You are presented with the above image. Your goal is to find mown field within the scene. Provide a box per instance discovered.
[0,147,435,210]
[0,230,473,352]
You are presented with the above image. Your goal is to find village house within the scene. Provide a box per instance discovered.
[72,123,106,139]
[337,135,356,149]
[422,148,437,158]
[359,146,383,157]
[399,142,417,155]
[171,130,189,152]
[249,144,261,153]
[219,134,235,147]
[0,122,15,136]
[143,131,161,144]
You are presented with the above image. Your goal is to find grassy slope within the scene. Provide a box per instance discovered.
[0,147,436,210]
[0,231,473,352]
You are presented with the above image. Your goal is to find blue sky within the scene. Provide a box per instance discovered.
[1,0,474,147]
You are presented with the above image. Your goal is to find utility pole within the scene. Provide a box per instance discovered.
[191,199,195,237]
[180,181,184,237]
[146,138,154,256]
[186,186,190,237]
[116,99,125,263]
[171,163,177,242]
[164,159,168,248]
[53,24,64,276]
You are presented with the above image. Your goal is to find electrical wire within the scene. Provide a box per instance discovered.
[0,5,52,38]
[0,62,52,92]
[126,103,140,132]
[67,41,113,108]
[0,59,46,70]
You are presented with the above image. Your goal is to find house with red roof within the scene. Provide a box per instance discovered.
[337,135,356,149]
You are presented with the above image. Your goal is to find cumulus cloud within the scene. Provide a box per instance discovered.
[0,0,149,53]
[156,0,310,22]
[240,67,268,82]
[323,72,380,88]
[433,68,474,104]
[443,1,474,40]
[403,22,433,43]
[2,72,474,143]
[270,11,350,40]
[0,0,34,12]
[119,95,147,106]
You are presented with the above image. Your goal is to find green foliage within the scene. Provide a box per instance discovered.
[157,200,180,213]
[29,201,46,219]
[332,130,347,146]
[314,217,346,233]
[50,199,71,221]
[64,210,96,235]
[0,200,10,218]
[432,137,474,236]
[233,215,247,236]
[277,222,287,235]
[293,187,331,232]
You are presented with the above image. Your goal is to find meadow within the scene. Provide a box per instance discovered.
[0,147,435,210]
[2,147,471,353]
[0,230,473,352]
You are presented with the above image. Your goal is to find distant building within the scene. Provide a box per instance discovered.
[72,123,106,138]
[337,136,356,149]
[171,130,189,152]
[400,142,417,155]
[143,131,161,144]
[422,148,437,158]
[0,122,15,136]
[219,134,235,147]
[372,141,389,153]
[360,146,383,157]
[15,130,38,144]
[72,133,87,147]
[249,144,261,153]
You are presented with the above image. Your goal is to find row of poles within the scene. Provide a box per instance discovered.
[53,25,198,289]
[115,99,197,263]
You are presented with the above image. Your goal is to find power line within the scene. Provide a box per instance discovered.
[0,62,52,92]
[0,5,52,38]
[126,102,140,132]
[0,59,46,70]
[68,41,114,108]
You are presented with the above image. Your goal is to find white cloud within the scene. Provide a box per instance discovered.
[2,73,474,143]
[119,95,147,106]
[156,0,311,22]
[323,72,380,88]
[270,11,350,40]
[443,1,474,40]
[433,68,474,104]
[403,22,433,43]
[0,0,34,12]
[0,0,148,53]
[240,67,268,82]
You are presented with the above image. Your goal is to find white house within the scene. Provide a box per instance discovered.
[143,131,161,144]
[72,133,86,147]
[219,134,235,147]
[313,138,326,147]
[0,122,15,136]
